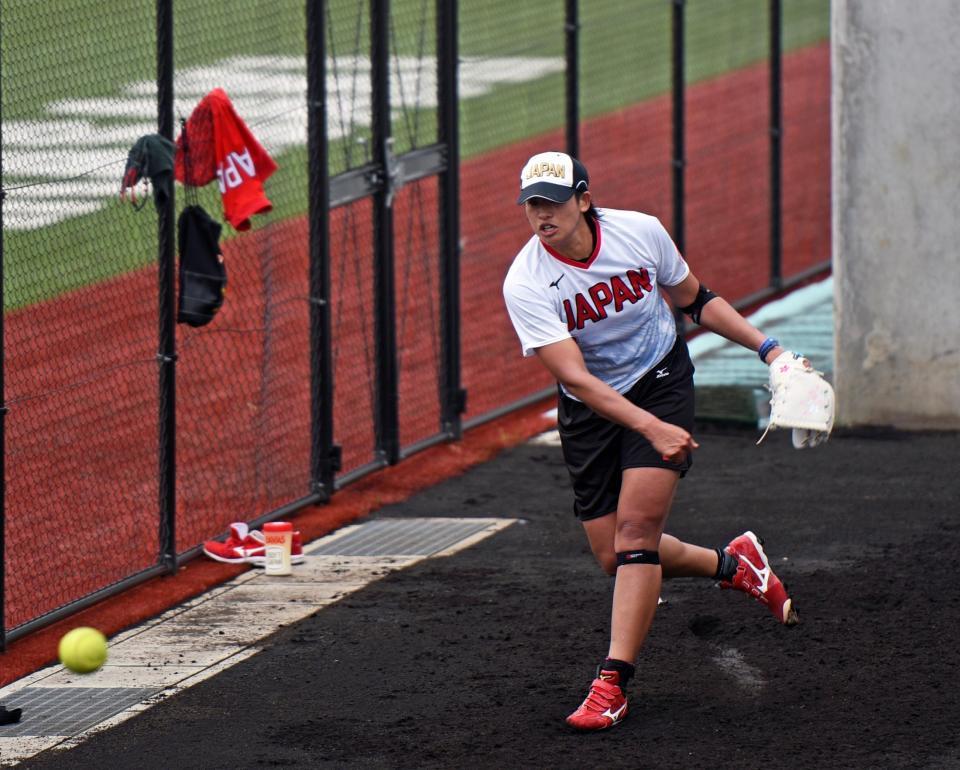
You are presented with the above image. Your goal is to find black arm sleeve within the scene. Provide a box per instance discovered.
[678,284,718,325]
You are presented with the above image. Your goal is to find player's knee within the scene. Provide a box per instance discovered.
[614,518,660,549]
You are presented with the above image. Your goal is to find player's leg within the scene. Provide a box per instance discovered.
[565,466,676,732]
[657,529,798,624]
[589,519,798,623]
[606,466,677,663]
[581,512,617,575]
[659,533,723,578]
[586,519,730,578]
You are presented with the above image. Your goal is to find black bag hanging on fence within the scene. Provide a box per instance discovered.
[177,204,227,327]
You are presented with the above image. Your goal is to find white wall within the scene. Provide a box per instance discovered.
[833,0,960,428]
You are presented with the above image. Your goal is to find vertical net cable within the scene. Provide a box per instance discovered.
[391,0,442,453]
[327,0,378,477]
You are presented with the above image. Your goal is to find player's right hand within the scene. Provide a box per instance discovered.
[647,420,699,464]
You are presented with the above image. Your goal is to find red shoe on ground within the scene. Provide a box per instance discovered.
[202,522,263,564]
[565,670,629,731]
[720,531,798,625]
[203,523,305,565]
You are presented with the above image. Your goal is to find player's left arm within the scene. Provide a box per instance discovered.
[666,271,835,448]
[664,272,784,364]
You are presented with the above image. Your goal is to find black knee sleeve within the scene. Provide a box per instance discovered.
[616,549,660,567]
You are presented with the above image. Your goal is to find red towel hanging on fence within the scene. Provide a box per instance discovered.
[174,88,278,231]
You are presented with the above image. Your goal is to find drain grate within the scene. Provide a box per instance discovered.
[0,687,157,737]
[307,518,494,557]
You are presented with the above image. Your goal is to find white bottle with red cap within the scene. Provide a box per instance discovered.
[263,521,293,575]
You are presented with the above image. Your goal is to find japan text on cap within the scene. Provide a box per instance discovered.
[517,151,589,205]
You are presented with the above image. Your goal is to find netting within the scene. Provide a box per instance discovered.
[781,0,831,278]
[1,0,160,628]
[326,0,373,177]
[580,0,673,224]
[684,0,771,300]
[171,1,312,550]
[390,2,442,455]
[457,1,565,423]
[394,176,443,454]
[0,0,831,637]
[329,199,377,476]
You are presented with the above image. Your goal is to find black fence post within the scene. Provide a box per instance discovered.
[671,0,685,256]
[371,0,400,465]
[769,0,783,290]
[565,0,579,159]
[156,0,177,573]
[671,0,686,332]
[307,0,339,495]
[438,0,465,439]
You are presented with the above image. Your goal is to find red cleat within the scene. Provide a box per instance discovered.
[202,522,262,564]
[565,670,629,731]
[203,522,305,565]
[720,531,798,625]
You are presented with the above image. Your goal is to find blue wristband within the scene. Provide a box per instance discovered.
[758,337,779,362]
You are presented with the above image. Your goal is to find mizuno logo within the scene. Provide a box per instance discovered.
[656,368,669,379]
[549,274,564,290]
[740,556,770,592]
[601,702,628,722]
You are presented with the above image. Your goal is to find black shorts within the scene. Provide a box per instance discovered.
[557,336,695,522]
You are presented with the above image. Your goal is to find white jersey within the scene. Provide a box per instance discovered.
[503,208,689,398]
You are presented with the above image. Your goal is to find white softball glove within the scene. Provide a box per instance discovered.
[757,351,835,449]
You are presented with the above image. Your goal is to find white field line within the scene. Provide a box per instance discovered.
[711,646,767,691]
[2,55,563,231]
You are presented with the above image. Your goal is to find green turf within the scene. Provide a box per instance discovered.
[1,0,828,311]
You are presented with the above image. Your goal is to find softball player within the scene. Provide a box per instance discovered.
[503,151,798,732]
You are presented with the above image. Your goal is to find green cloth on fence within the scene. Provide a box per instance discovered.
[123,134,176,209]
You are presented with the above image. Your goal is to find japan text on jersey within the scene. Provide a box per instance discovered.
[558,267,654,331]
[503,208,689,395]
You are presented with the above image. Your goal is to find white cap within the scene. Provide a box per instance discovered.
[517,151,589,204]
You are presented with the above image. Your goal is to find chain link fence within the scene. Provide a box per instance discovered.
[0,0,830,644]
[170,1,313,554]
[2,0,161,633]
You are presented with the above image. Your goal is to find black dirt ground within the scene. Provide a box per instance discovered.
[17,424,960,769]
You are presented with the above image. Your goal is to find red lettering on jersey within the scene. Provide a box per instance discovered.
[574,293,600,329]
[626,268,653,297]
[563,298,575,331]
[610,275,637,312]
[588,283,613,320]
[566,270,651,332]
